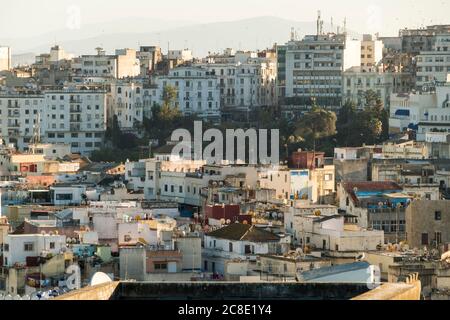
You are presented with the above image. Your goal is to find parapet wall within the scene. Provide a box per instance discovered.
[55,281,120,300]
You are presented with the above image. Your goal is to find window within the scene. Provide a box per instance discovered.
[24,242,34,251]
[229,242,233,252]
[435,211,442,220]
[154,263,167,271]
[421,233,428,245]
[435,232,442,245]
[56,194,73,201]
[3,244,9,252]
[49,242,55,249]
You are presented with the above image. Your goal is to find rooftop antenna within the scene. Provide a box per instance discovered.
[343,17,347,35]
[290,27,295,41]
[317,11,322,36]
[331,17,334,34]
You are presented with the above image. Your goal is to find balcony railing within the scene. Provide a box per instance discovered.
[70,124,81,131]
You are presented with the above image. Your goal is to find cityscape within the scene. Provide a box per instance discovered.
[0,1,450,305]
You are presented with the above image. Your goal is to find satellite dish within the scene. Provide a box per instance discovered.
[356,253,366,261]
[90,272,113,287]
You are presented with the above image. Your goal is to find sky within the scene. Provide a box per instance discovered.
[0,0,449,38]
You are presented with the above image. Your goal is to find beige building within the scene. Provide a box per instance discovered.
[382,140,429,160]
[0,47,11,71]
[360,34,384,68]
[406,200,450,249]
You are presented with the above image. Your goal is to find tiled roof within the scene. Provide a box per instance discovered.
[206,223,280,242]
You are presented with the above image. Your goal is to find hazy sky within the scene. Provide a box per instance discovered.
[1,0,448,38]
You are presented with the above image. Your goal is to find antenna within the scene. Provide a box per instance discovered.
[290,27,295,41]
[343,17,347,35]
[317,11,322,36]
[331,17,334,33]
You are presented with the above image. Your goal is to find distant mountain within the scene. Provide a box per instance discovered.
[4,16,359,59]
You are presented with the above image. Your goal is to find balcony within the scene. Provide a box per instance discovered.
[69,98,82,104]
[7,103,19,109]
[7,122,20,128]
[70,124,81,131]
[70,107,82,113]
[8,113,20,118]
[70,118,82,123]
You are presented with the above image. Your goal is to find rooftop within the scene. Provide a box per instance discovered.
[206,223,280,242]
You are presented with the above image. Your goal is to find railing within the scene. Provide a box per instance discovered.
[70,107,82,113]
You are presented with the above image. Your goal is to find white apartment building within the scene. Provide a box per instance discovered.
[168,49,193,62]
[149,66,221,121]
[416,34,450,90]
[0,87,108,155]
[110,80,152,130]
[196,49,277,112]
[279,33,361,112]
[0,92,44,150]
[343,66,413,109]
[2,234,67,267]
[0,46,11,71]
[73,48,140,79]
[389,82,450,139]
[360,34,383,67]
[42,89,108,155]
[284,211,384,256]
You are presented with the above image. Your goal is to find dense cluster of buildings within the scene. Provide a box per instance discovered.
[0,15,450,300]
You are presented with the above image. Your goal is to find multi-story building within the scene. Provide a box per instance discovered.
[400,25,450,55]
[284,209,384,257]
[0,86,108,155]
[0,46,12,72]
[41,89,108,155]
[196,49,277,116]
[168,49,193,62]
[137,46,163,77]
[416,34,450,90]
[0,92,43,150]
[360,34,384,68]
[343,66,413,109]
[149,66,221,121]
[389,81,450,139]
[406,200,450,249]
[278,32,361,114]
[72,47,140,79]
[110,80,152,130]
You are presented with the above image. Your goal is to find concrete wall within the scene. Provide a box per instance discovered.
[406,200,450,249]
[334,159,368,183]
[113,281,369,300]
[55,281,120,300]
